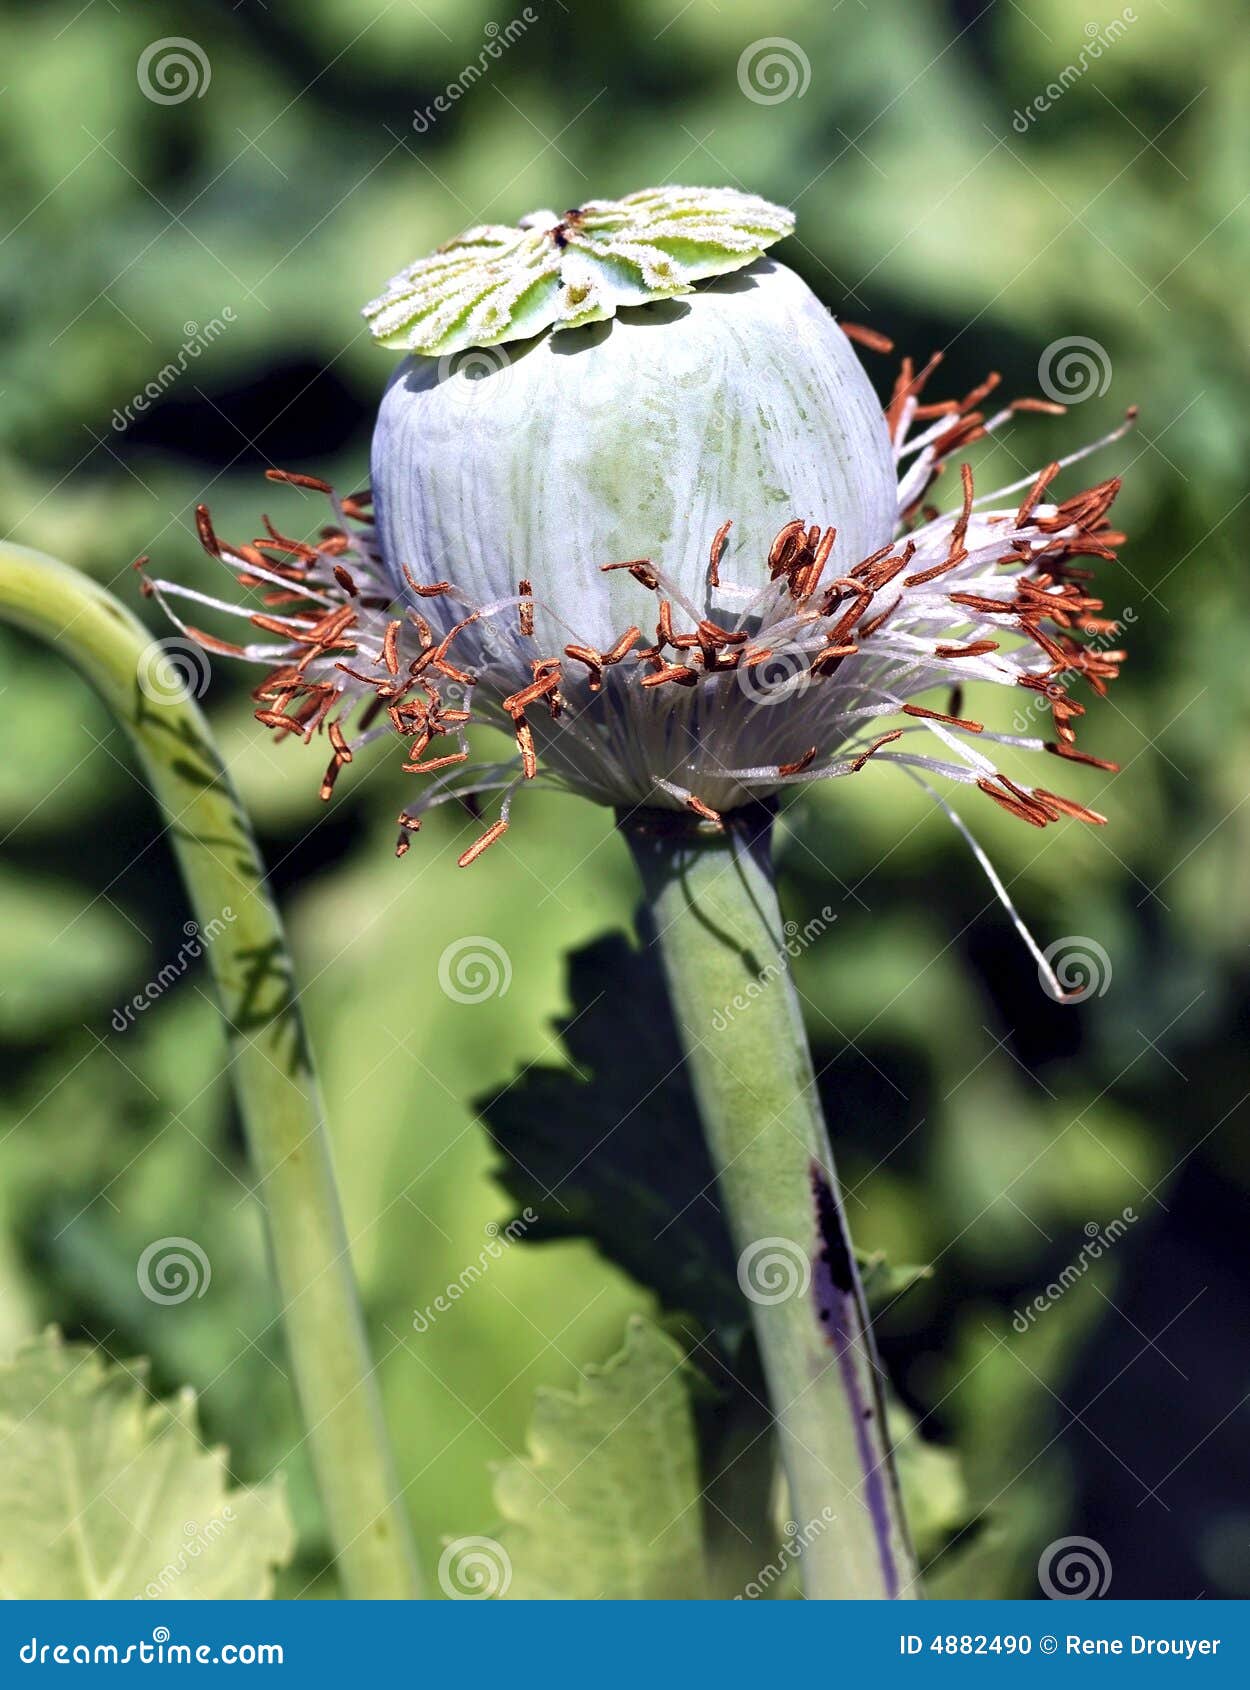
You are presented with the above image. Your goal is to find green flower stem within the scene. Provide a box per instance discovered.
[623,804,918,1600]
[0,543,421,1600]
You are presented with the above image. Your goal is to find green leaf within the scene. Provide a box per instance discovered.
[480,929,932,1348]
[890,1401,974,1567]
[479,930,747,1345]
[858,1251,933,1309]
[490,1317,707,1599]
[0,1331,294,1599]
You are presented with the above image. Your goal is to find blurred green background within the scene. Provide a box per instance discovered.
[1,0,1247,1598]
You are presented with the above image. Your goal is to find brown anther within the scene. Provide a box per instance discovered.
[794,525,836,600]
[685,795,723,825]
[858,597,901,640]
[850,729,904,772]
[1010,397,1067,417]
[949,591,1013,615]
[458,818,509,867]
[1045,742,1119,771]
[840,322,894,354]
[708,519,732,589]
[403,750,470,774]
[935,639,1000,659]
[768,519,806,577]
[255,708,296,731]
[514,717,537,780]
[886,350,944,437]
[996,775,1059,825]
[902,703,984,733]
[601,559,659,590]
[266,468,333,494]
[1033,788,1108,825]
[809,643,858,676]
[259,517,318,562]
[502,672,561,715]
[564,643,604,690]
[640,663,698,688]
[382,619,402,675]
[401,562,454,597]
[195,504,221,558]
[185,626,246,657]
[977,778,1048,827]
[1016,461,1062,527]
[518,579,534,637]
[603,627,642,665]
[333,564,359,597]
[319,757,344,801]
[327,721,352,763]
[777,748,819,777]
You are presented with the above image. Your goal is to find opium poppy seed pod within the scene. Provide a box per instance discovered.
[149,184,1132,895]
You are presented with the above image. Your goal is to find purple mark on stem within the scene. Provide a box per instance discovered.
[809,1162,900,1599]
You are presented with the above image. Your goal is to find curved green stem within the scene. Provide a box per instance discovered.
[623,805,918,1600]
[0,543,421,1600]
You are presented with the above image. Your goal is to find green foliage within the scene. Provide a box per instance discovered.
[481,927,933,1351]
[1,0,1242,1599]
[0,1332,293,1600]
[492,1317,707,1599]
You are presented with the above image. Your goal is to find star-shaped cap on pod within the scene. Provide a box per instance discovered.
[361,185,796,356]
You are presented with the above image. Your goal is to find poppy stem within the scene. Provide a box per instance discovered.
[0,543,422,1600]
[622,802,918,1599]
